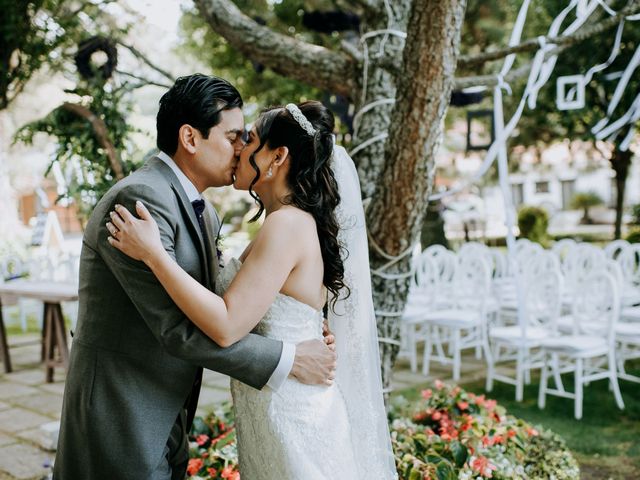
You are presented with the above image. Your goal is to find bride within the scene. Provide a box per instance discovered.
[106,101,397,479]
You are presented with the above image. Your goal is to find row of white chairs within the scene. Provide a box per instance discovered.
[400,238,640,419]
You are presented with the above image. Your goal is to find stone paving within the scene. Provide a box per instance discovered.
[0,332,487,479]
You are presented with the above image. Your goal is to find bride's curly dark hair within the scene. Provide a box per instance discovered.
[247,101,347,306]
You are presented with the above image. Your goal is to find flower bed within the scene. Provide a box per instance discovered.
[390,380,580,479]
[188,381,579,479]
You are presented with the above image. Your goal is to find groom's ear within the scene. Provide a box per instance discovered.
[178,124,198,154]
[273,146,289,166]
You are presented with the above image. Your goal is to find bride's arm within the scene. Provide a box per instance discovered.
[107,202,299,347]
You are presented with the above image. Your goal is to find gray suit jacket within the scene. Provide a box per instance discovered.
[54,158,283,479]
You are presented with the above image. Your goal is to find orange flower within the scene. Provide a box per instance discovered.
[527,427,539,437]
[186,458,203,476]
[507,429,516,438]
[221,466,240,480]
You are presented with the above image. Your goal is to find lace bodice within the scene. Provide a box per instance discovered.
[216,257,324,343]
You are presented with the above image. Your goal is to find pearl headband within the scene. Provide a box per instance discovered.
[285,103,316,136]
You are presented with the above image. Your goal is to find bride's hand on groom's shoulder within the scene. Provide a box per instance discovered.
[290,338,337,386]
[107,201,164,264]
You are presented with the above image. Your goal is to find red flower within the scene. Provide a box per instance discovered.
[196,434,209,446]
[507,429,517,438]
[208,467,218,476]
[187,458,203,476]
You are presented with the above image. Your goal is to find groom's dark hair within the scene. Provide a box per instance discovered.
[156,74,243,155]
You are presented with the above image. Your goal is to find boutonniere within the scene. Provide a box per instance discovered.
[215,223,225,269]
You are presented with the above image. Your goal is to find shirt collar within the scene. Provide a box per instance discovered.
[156,151,201,202]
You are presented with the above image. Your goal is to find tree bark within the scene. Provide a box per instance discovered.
[612,145,632,239]
[193,0,357,96]
[366,0,467,389]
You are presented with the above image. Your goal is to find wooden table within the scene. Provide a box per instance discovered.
[0,280,78,382]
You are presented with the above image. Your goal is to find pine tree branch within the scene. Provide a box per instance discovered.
[193,0,357,97]
[458,0,640,69]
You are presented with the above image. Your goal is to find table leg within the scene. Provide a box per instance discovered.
[0,298,12,373]
[43,303,55,383]
[53,304,69,368]
[43,302,70,383]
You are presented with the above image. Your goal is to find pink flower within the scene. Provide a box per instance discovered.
[195,434,209,446]
[485,399,497,411]
[421,389,433,400]
[471,456,497,478]
[457,401,469,411]
[434,379,445,390]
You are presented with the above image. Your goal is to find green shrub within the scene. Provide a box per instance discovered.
[627,227,640,244]
[517,206,549,246]
[570,191,603,224]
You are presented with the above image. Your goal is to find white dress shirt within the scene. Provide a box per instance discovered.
[156,151,295,391]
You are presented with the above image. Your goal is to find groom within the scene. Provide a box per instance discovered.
[53,74,337,480]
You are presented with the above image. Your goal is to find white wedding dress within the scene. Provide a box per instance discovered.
[216,258,359,479]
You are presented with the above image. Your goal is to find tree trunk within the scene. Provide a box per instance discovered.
[351,1,411,198]
[366,0,467,390]
[611,146,632,239]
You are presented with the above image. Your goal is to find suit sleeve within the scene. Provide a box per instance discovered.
[94,183,283,390]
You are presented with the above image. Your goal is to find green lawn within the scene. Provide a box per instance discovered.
[394,360,640,479]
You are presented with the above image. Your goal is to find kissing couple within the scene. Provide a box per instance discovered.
[54,74,397,479]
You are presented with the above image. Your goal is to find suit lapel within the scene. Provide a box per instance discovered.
[202,203,221,288]
[149,158,212,288]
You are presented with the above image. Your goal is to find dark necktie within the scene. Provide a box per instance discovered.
[191,198,213,268]
[191,199,207,238]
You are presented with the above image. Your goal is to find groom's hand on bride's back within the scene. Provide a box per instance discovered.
[290,339,337,386]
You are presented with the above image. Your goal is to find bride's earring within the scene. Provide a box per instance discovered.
[266,166,273,178]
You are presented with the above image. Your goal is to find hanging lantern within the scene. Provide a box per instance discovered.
[466,109,495,151]
[556,74,585,111]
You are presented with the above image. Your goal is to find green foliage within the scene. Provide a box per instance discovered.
[517,205,549,245]
[390,381,579,479]
[178,1,325,109]
[570,191,603,225]
[626,227,640,244]
[631,204,640,225]
[0,0,120,110]
[14,81,144,225]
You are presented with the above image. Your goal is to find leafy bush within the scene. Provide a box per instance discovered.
[517,206,549,246]
[627,227,640,244]
[570,191,603,225]
[390,380,579,479]
[187,403,240,480]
